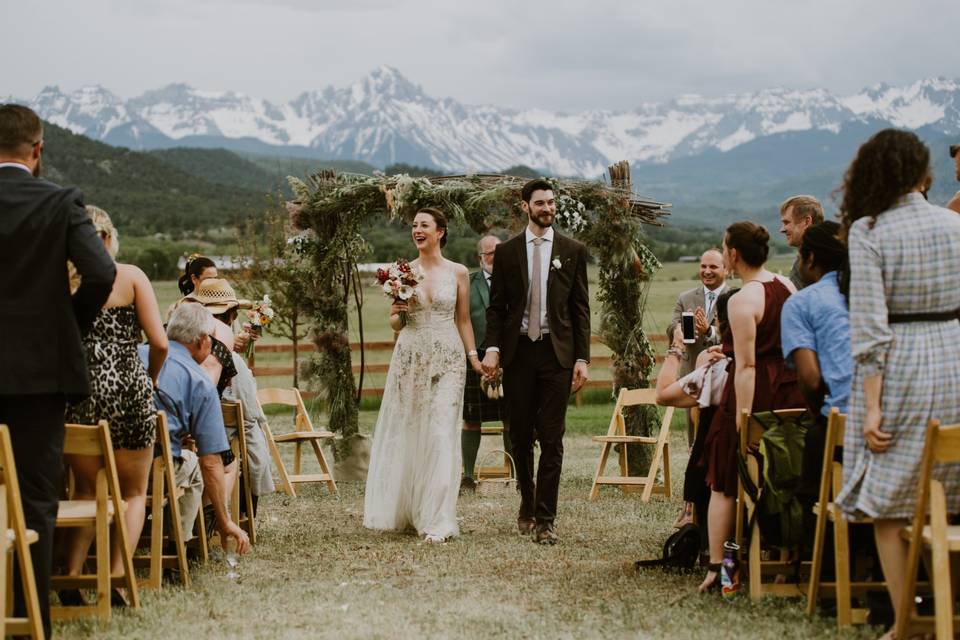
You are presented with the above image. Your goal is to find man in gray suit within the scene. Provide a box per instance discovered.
[667,249,727,446]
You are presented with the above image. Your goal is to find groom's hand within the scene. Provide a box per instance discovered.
[571,361,589,393]
[480,350,499,378]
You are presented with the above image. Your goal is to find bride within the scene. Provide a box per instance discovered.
[363,207,484,542]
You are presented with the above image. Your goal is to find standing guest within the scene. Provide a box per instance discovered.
[948,143,960,213]
[178,254,218,296]
[461,235,511,491]
[481,179,591,545]
[834,129,960,638]
[0,104,116,638]
[667,248,727,447]
[146,304,250,554]
[60,206,168,607]
[779,195,825,289]
[698,221,803,593]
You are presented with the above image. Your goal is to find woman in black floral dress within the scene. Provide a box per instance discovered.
[61,206,168,602]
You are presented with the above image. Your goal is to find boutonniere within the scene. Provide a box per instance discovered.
[551,257,563,271]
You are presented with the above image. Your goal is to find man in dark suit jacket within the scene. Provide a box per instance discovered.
[0,104,116,637]
[481,179,590,544]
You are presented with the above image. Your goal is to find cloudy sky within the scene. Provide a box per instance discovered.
[5,0,959,111]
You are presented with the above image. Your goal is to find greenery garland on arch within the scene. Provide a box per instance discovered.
[288,163,670,467]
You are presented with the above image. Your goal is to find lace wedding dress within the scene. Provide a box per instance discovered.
[363,267,466,539]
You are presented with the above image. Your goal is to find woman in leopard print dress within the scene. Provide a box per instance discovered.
[62,206,169,595]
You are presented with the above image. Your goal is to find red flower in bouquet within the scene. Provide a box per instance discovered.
[376,259,424,327]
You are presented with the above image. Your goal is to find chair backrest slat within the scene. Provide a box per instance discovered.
[64,422,108,457]
[257,387,299,407]
[740,408,807,450]
[221,401,243,429]
[619,388,657,407]
[933,423,960,464]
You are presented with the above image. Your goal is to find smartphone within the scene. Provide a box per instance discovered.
[681,312,696,344]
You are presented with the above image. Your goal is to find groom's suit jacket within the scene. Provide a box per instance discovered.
[0,166,116,397]
[483,230,590,369]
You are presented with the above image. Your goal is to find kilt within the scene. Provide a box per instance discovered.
[463,352,507,424]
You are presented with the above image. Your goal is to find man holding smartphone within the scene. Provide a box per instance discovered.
[668,249,727,446]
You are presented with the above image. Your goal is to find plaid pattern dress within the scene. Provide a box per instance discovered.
[837,193,960,519]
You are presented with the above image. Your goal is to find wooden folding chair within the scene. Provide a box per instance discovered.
[589,388,674,501]
[476,424,510,479]
[0,425,43,639]
[805,408,886,626]
[222,400,256,544]
[896,419,960,640]
[736,408,809,599]
[256,388,337,497]
[133,412,190,590]
[51,421,139,622]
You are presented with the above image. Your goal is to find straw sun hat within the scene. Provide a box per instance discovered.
[182,278,251,314]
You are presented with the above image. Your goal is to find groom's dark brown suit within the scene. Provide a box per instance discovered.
[483,229,590,528]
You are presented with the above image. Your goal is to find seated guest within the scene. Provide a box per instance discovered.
[186,278,276,506]
[60,206,169,607]
[143,303,250,554]
[780,221,851,419]
[657,288,737,530]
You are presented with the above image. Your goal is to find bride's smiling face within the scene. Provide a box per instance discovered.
[412,212,443,250]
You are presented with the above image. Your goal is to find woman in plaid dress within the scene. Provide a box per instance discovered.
[836,129,960,636]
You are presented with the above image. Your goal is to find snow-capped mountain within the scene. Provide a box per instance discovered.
[16,67,960,176]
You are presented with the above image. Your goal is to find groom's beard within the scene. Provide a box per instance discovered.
[528,210,554,229]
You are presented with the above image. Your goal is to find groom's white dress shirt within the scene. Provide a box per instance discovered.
[521,226,553,336]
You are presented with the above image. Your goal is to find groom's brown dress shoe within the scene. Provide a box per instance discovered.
[535,523,558,545]
[517,517,536,535]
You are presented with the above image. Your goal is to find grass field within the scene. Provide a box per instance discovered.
[59,255,866,639]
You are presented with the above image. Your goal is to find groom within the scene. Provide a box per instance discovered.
[481,179,590,544]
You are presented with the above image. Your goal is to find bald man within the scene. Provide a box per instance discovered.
[667,249,727,446]
[461,235,510,491]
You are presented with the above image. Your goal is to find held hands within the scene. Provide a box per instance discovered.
[468,353,484,375]
[571,361,589,393]
[863,407,892,453]
[218,519,251,555]
[480,350,500,379]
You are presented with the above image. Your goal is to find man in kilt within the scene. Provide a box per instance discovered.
[462,235,511,491]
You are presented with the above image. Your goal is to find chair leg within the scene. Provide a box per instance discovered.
[749,512,763,600]
[262,422,295,497]
[833,508,853,627]
[806,505,829,616]
[96,510,111,622]
[310,440,338,496]
[590,443,612,501]
[661,442,671,499]
[148,464,164,590]
[294,442,303,477]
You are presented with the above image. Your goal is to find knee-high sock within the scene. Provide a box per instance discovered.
[461,430,482,479]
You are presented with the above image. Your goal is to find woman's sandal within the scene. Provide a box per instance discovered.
[697,563,722,594]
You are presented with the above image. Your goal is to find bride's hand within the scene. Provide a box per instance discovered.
[390,301,409,316]
[469,356,484,375]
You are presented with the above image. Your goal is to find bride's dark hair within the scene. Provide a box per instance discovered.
[416,207,449,248]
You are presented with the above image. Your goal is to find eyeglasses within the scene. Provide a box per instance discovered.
[479,251,496,257]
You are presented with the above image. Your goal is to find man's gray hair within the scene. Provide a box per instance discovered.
[476,234,500,252]
[167,303,215,344]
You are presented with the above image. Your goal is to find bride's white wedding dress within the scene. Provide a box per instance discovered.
[363,267,466,539]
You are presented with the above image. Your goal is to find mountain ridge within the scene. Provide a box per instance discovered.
[15,67,960,176]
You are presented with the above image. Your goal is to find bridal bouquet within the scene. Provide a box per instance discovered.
[243,295,274,358]
[376,259,424,327]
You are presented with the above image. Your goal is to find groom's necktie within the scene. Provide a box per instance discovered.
[527,237,544,341]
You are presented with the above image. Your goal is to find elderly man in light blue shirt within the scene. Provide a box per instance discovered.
[139,303,249,553]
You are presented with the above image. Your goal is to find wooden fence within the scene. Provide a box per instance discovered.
[252,334,669,400]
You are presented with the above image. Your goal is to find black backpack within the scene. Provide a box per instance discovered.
[634,524,701,571]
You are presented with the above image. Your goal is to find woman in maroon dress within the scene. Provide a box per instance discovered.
[698,221,804,592]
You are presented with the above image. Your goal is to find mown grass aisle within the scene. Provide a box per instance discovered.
[60,407,877,639]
